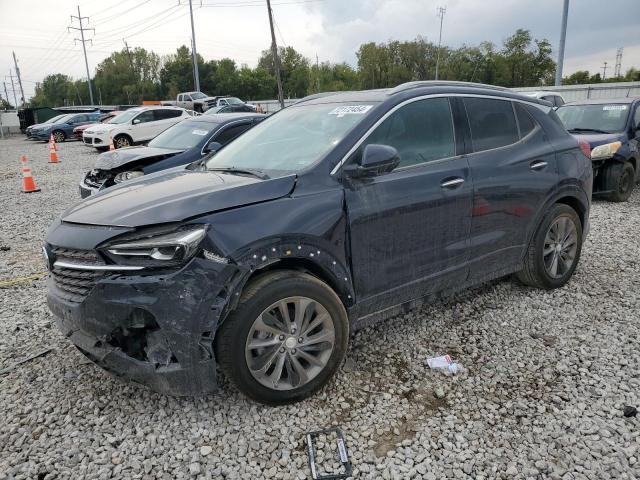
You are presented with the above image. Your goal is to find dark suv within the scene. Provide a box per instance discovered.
[556,97,640,202]
[44,81,592,405]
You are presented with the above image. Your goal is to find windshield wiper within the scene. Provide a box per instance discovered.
[568,128,612,134]
[208,167,269,180]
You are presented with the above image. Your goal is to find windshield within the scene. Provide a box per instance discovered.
[107,110,139,124]
[556,104,629,133]
[206,102,376,174]
[225,97,243,105]
[44,114,67,124]
[205,106,224,115]
[148,120,215,150]
[48,114,73,125]
[191,92,207,100]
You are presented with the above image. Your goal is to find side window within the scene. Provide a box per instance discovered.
[220,99,228,106]
[554,96,565,107]
[184,94,192,101]
[464,97,519,152]
[178,95,183,102]
[514,103,536,138]
[154,109,183,120]
[358,97,455,168]
[134,111,155,124]
[214,123,250,145]
[633,105,640,129]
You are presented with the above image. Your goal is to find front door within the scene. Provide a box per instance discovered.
[344,97,473,316]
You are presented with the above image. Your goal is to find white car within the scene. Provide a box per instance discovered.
[522,91,566,107]
[83,106,190,151]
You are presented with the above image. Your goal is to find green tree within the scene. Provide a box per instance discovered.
[30,74,75,107]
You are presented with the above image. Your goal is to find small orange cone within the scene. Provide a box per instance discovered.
[49,133,58,151]
[49,135,60,163]
[20,155,28,164]
[108,132,116,151]
[21,158,41,193]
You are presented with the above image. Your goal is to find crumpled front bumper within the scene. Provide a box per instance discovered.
[47,257,244,396]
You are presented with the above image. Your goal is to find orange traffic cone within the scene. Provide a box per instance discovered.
[21,158,41,193]
[49,135,59,163]
[108,133,116,151]
[49,133,58,151]
[20,155,28,164]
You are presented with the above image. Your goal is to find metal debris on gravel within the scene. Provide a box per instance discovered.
[1,137,639,479]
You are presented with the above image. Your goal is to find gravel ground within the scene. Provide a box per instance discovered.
[1,136,639,480]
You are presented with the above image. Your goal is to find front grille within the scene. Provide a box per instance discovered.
[51,247,105,303]
[83,137,92,144]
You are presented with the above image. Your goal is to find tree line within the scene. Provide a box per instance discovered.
[12,28,640,108]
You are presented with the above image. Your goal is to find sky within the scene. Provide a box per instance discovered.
[0,0,638,103]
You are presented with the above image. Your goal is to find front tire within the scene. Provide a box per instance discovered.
[604,161,634,202]
[216,271,349,405]
[517,204,583,290]
[113,134,132,149]
[52,130,65,143]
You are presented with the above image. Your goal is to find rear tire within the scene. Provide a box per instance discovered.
[517,204,583,290]
[216,271,349,405]
[604,161,634,202]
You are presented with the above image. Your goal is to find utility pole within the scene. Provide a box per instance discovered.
[266,0,284,109]
[555,0,569,86]
[435,6,446,80]
[601,61,608,81]
[12,52,25,106]
[7,70,18,108]
[614,47,623,78]
[124,40,139,103]
[188,0,200,92]
[69,5,95,105]
[316,53,320,93]
[3,82,10,108]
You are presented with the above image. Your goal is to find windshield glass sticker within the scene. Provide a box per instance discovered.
[603,105,627,111]
[192,129,208,136]
[329,105,373,117]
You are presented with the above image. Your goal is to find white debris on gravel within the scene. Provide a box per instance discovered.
[1,136,639,479]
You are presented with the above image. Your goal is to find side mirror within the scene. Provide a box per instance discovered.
[204,141,222,154]
[344,144,400,178]
[132,118,141,125]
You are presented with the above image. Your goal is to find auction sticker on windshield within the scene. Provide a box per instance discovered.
[603,105,627,111]
[329,105,373,117]
[192,129,208,136]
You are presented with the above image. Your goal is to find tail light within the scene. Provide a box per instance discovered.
[578,140,591,159]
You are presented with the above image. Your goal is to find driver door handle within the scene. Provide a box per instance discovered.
[530,160,548,171]
[440,177,465,189]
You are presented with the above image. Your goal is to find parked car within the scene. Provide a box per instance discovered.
[162,92,254,113]
[73,111,121,140]
[25,113,69,138]
[556,97,640,202]
[30,112,102,142]
[82,106,190,151]
[79,113,265,198]
[522,90,566,107]
[206,103,257,114]
[44,81,592,404]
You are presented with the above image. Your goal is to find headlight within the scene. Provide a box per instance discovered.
[114,170,144,184]
[103,225,208,267]
[590,141,622,160]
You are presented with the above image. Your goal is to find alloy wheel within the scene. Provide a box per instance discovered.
[543,215,578,278]
[115,137,130,148]
[53,131,64,143]
[245,296,335,391]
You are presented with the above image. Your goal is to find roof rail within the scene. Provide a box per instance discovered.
[388,81,509,95]
[294,91,340,104]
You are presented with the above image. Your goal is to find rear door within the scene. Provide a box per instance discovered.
[462,97,558,281]
[344,97,473,315]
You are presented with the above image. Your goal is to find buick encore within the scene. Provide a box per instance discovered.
[45,81,592,405]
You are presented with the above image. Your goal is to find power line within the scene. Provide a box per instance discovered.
[68,5,95,104]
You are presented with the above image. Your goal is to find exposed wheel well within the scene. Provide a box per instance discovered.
[555,196,586,228]
[243,258,351,308]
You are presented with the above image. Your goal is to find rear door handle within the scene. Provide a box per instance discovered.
[530,160,548,171]
[440,177,465,189]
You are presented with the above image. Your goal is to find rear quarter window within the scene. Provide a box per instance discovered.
[464,97,519,152]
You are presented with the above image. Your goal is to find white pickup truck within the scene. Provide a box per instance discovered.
[161,92,253,113]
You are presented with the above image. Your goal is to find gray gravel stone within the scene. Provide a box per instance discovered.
[1,137,640,479]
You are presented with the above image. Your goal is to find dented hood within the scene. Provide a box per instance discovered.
[95,146,183,170]
[62,170,296,227]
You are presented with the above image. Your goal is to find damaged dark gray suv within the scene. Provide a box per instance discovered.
[45,81,592,405]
